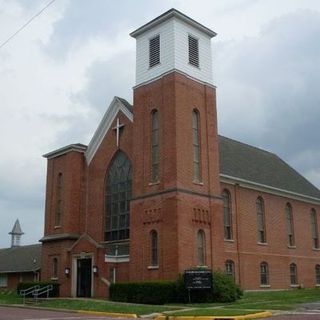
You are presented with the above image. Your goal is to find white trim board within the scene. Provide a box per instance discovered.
[220,174,320,205]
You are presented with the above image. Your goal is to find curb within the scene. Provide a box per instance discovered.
[77,310,138,318]
[154,312,272,320]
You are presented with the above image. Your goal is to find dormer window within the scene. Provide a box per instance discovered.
[188,35,199,67]
[149,35,160,68]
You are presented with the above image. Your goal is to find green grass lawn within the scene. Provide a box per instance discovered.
[39,299,182,315]
[1,288,320,317]
[0,291,22,304]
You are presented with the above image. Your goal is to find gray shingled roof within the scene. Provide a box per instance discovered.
[219,135,320,199]
[0,244,41,273]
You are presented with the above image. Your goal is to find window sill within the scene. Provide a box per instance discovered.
[148,265,159,270]
[149,181,160,186]
[287,245,296,249]
[312,247,320,251]
[260,285,271,288]
[257,242,268,246]
[224,239,234,243]
[51,277,58,281]
[54,226,61,229]
[290,284,299,288]
[316,284,320,287]
[193,181,204,186]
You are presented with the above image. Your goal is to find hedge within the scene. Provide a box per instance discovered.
[17,281,60,297]
[110,280,176,304]
[110,271,242,304]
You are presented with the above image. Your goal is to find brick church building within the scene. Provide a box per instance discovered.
[40,9,320,297]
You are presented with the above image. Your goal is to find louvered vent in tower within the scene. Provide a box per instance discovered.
[188,35,199,67]
[149,35,160,68]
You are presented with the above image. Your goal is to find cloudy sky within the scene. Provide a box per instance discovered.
[0,0,320,247]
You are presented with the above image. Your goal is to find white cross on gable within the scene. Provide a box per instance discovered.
[113,117,124,147]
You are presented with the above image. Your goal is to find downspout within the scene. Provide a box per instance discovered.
[234,183,241,287]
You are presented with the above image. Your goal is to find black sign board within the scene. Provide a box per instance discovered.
[184,269,213,289]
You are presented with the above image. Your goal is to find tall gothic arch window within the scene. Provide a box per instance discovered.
[151,110,159,182]
[105,152,132,241]
[256,197,266,243]
[222,190,232,240]
[197,229,206,266]
[225,260,235,280]
[290,263,298,285]
[260,262,269,286]
[311,209,319,249]
[286,203,295,247]
[192,110,201,182]
[55,173,63,226]
[52,257,58,279]
[150,230,158,266]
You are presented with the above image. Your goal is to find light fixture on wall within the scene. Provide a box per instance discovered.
[92,265,98,274]
[64,267,70,276]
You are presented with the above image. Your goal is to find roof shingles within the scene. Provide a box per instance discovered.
[0,244,41,273]
[219,135,320,200]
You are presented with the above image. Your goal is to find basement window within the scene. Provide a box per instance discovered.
[188,35,199,67]
[149,35,160,68]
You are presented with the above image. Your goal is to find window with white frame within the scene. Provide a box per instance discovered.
[0,274,7,287]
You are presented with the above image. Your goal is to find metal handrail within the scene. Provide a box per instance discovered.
[20,285,40,304]
[33,285,53,303]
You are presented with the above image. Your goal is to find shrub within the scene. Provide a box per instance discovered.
[110,271,242,304]
[212,271,242,302]
[17,281,60,297]
[110,281,176,304]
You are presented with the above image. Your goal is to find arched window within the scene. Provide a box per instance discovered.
[55,173,63,226]
[256,197,266,243]
[150,230,158,266]
[222,190,232,240]
[197,230,206,266]
[225,260,235,280]
[260,262,269,285]
[105,152,132,241]
[315,265,320,285]
[52,258,58,279]
[151,110,159,182]
[311,209,319,249]
[290,263,298,285]
[192,110,201,182]
[286,203,295,247]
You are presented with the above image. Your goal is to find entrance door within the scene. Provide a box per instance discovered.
[76,258,92,297]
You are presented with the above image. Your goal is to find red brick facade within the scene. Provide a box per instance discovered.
[40,11,320,297]
[41,70,320,297]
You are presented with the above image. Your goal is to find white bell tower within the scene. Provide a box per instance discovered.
[130,8,216,87]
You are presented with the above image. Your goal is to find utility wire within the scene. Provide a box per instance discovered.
[0,0,56,50]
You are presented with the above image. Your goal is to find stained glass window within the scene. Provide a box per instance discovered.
[105,152,132,241]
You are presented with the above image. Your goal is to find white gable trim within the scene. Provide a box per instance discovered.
[85,97,133,164]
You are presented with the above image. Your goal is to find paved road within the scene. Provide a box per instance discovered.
[0,306,128,320]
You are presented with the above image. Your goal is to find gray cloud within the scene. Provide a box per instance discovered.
[44,0,173,59]
[216,9,320,187]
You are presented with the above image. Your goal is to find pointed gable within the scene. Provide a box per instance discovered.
[85,96,133,164]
